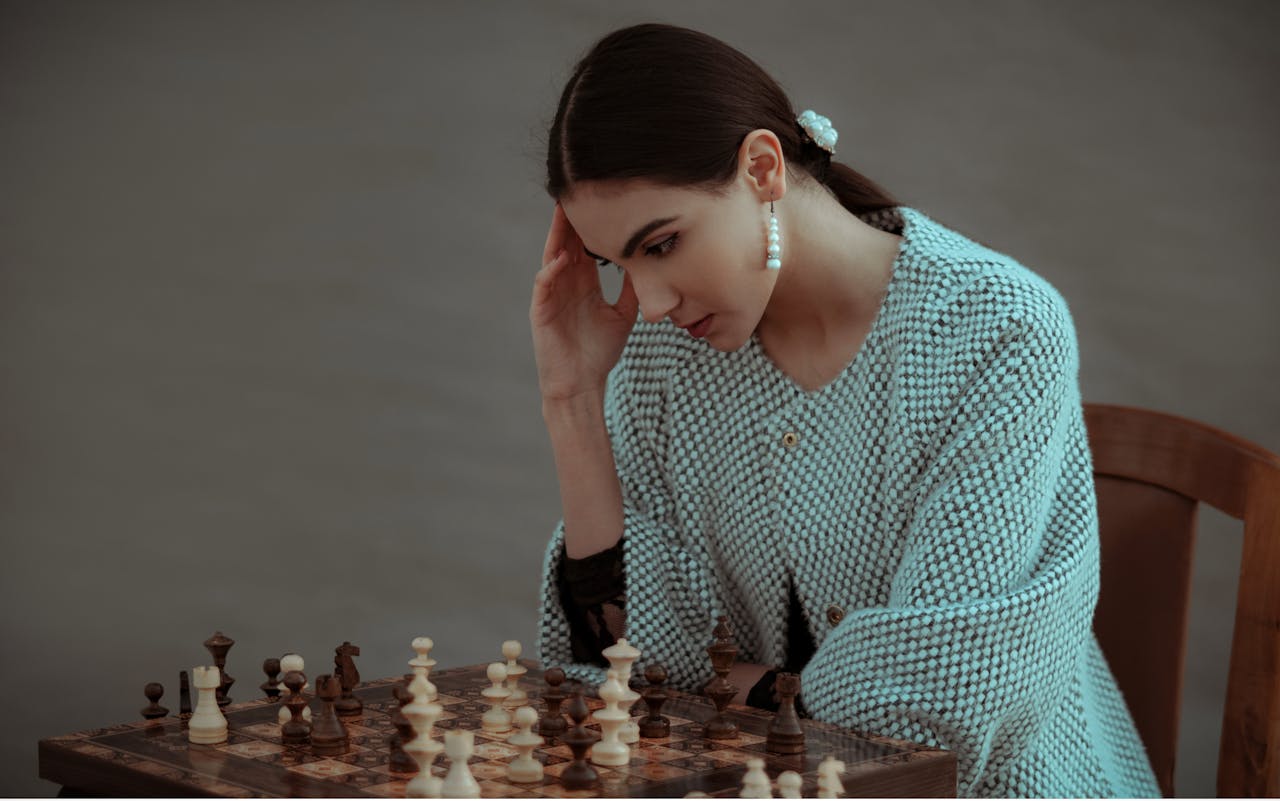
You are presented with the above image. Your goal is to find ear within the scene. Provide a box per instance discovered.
[738,129,786,203]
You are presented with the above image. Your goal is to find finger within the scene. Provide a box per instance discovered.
[613,270,640,322]
[542,203,566,265]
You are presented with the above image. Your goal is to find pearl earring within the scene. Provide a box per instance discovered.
[766,197,782,270]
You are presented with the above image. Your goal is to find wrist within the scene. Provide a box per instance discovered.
[542,392,606,427]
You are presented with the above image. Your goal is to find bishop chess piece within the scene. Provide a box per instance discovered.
[261,658,282,701]
[501,640,529,709]
[778,770,803,798]
[740,757,772,798]
[310,674,350,756]
[703,615,740,739]
[560,691,601,791]
[639,663,671,738]
[441,729,480,798]
[817,756,846,798]
[403,674,444,797]
[481,662,512,733]
[277,654,312,723]
[202,631,235,707]
[388,682,419,774]
[333,641,363,717]
[766,672,805,754]
[178,670,192,718]
[188,666,228,744]
[602,637,643,743]
[409,636,438,702]
[590,670,630,767]
[280,670,312,745]
[141,682,168,719]
[537,667,569,742]
[506,706,545,783]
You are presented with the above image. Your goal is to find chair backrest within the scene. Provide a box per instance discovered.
[1085,403,1280,797]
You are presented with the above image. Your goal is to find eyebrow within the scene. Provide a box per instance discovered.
[583,215,680,263]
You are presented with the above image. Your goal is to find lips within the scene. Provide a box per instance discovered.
[681,314,713,338]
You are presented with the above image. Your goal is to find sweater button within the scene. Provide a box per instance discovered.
[826,605,845,626]
[782,431,799,449]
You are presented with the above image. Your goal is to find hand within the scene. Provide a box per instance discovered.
[530,203,641,403]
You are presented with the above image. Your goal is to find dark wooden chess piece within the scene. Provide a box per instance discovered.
[766,672,806,754]
[537,667,568,742]
[559,690,600,791]
[178,670,192,718]
[333,641,363,717]
[141,682,169,719]
[639,664,671,738]
[281,670,312,745]
[703,615,739,740]
[310,674,350,756]
[261,658,282,701]
[203,631,235,707]
[388,683,418,774]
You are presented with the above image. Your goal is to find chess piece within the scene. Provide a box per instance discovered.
[817,756,846,798]
[639,663,671,738]
[334,641,363,717]
[481,662,512,733]
[188,666,228,744]
[766,672,805,754]
[777,770,803,798]
[409,636,438,702]
[740,757,772,798]
[560,691,601,791]
[537,667,569,741]
[506,706,545,782]
[590,670,630,766]
[310,674,350,756]
[388,682,419,774]
[202,631,235,707]
[278,654,312,723]
[178,670,192,718]
[602,637,643,743]
[441,729,480,798]
[704,616,740,739]
[280,670,312,745]
[501,640,529,709]
[403,675,445,797]
[261,658,282,701]
[141,682,168,719]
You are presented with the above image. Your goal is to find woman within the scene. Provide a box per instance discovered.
[528,22,1160,798]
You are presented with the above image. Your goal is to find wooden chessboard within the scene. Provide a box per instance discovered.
[39,662,956,797]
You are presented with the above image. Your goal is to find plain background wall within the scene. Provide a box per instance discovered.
[2,0,1276,795]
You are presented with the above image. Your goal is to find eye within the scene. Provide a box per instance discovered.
[644,233,680,259]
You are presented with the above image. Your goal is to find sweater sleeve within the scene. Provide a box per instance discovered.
[557,539,626,667]
[799,284,1108,796]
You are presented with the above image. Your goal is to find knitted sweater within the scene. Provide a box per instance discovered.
[536,205,1161,797]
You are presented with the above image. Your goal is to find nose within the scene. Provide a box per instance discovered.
[632,273,679,324]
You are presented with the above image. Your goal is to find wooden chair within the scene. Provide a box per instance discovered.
[1086,402,1280,797]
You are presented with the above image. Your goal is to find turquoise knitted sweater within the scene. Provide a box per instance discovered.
[536,205,1161,797]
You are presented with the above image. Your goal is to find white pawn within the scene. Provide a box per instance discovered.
[501,640,528,709]
[740,757,772,798]
[410,636,438,702]
[403,674,444,798]
[506,706,544,783]
[480,662,512,733]
[277,653,312,724]
[817,756,846,798]
[602,638,642,743]
[777,770,803,799]
[590,669,631,767]
[441,729,480,798]
[188,666,228,744]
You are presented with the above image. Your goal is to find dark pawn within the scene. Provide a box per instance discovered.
[310,674,350,756]
[766,672,806,755]
[703,615,739,740]
[333,641,362,717]
[537,667,568,742]
[178,670,192,718]
[639,664,671,738]
[141,682,169,719]
[388,683,418,775]
[261,658,282,701]
[281,670,311,745]
[203,631,235,707]
[559,690,600,791]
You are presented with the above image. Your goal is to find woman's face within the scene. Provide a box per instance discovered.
[560,177,780,352]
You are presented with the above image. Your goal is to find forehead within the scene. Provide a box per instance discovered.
[561,181,706,249]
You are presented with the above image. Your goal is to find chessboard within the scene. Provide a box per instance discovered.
[39,662,956,797]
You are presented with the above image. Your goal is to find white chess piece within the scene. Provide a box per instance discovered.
[441,729,480,798]
[403,675,444,798]
[188,666,228,744]
[590,670,631,766]
[410,636,439,702]
[506,706,544,782]
[740,757,772,798]
[602,638,642,743]
[480,662,513,733]
[501,640,529,709]
[277,653,312,724]
[817,756,846,798]
[777,770,803,798]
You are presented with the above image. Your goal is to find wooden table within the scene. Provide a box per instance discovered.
[40,662,956,797]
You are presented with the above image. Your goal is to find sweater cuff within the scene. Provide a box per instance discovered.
[560,538,625,607]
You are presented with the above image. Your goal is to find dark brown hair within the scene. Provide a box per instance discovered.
[545,23,899,214]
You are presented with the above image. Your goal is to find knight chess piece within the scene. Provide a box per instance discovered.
[333,641,363,717]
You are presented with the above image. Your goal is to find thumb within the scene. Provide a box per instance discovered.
[614,271,640,323]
